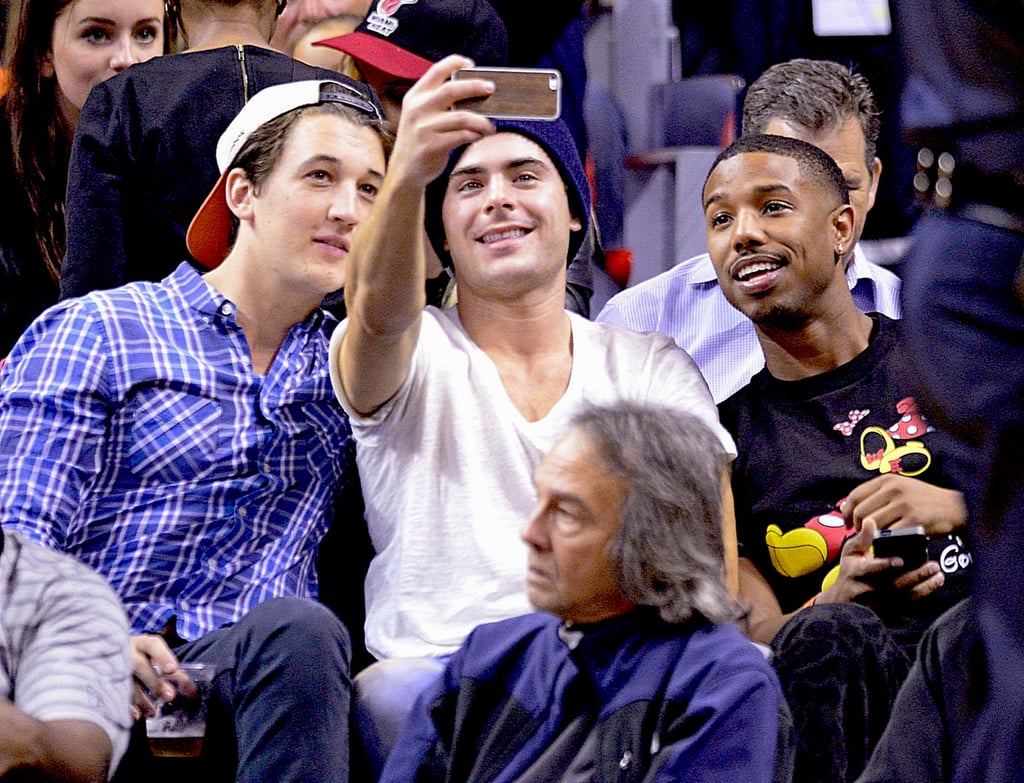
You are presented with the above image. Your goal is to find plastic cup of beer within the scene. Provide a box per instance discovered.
[145,663,215,758]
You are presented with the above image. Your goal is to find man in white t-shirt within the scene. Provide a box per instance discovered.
[330,55,735,778]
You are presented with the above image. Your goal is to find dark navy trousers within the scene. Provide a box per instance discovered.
[115,597,352,782]
[901,210,1024,783]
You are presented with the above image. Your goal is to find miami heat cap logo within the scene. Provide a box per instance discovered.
[366,0,418,36]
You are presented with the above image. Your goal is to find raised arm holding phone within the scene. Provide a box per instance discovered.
[338,55,494,415]
[330,55,736,779]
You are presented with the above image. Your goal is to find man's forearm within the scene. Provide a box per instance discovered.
[0,702,112,783]
[337,54,495,415]
[344,173,428,338]
[339,174,430,416]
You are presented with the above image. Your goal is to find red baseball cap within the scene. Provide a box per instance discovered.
[315,0,508,81]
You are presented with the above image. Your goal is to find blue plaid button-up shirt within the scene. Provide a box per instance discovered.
[0,263,353,641]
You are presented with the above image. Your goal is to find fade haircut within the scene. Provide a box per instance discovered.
[704,134,850,208]
[742,58,881,171]
[569,403,745,628]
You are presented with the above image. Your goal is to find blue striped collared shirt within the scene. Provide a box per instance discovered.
[0,263,353,641]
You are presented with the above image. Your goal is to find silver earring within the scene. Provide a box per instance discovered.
[836,245,845,255]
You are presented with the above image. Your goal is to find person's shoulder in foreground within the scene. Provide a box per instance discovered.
[1,527,132,781]
[386,608,781,783]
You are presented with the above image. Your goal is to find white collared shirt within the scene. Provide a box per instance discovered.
[596,245,902,402]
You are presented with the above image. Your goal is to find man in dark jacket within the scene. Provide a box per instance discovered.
[376,403,784,783]
[891,3,1024,783]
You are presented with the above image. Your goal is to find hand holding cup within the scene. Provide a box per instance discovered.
[145,663,215,758]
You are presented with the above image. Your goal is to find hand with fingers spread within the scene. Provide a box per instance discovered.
[386,55,497,189]
[841,474,967,537]
[817,520,945,606]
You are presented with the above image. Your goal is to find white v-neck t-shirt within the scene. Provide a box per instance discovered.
[330,307,734,660]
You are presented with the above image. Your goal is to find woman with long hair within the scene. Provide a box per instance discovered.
[0,0,165,356]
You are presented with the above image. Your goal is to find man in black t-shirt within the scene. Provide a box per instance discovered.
[703,133,972,783]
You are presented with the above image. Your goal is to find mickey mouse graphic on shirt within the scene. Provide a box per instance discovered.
[766,397,936,582]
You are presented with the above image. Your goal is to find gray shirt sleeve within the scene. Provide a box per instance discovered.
[0,532,134,776]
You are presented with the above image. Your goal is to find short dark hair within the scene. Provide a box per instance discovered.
[704,134,850,207]
[225,101,393,246]
[742,58,880,170]
[569,403,745,627]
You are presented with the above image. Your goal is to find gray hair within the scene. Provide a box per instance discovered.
[569,403,745,627]
[742,58,881,170]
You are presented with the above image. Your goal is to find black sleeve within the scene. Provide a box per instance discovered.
[62,81,129,299]
[565,219,597,317]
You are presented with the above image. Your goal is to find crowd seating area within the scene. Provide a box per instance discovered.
[3,0,1020,782]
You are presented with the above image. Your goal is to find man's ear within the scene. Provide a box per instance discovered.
[225,169,256,222]
[832,203,856,256]
[866,157,882,214]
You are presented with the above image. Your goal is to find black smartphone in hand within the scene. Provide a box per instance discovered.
[872,526,929,572]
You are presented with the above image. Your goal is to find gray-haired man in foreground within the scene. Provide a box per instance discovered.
[378,403,786,783]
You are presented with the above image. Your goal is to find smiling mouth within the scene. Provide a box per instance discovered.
[733,254,786,282]
[737,261,779,281]
[479,227,530,244]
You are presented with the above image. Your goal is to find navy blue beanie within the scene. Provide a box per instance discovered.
[424,118,591,269]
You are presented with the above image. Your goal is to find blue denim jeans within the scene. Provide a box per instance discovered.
[351,657,448,781]
[174,597,352,782]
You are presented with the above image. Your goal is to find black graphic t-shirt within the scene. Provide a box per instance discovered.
[719,315,972,645]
